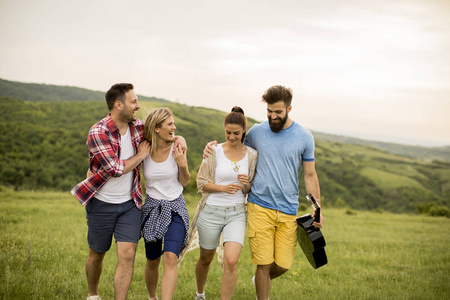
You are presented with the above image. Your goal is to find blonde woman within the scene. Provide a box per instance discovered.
[140,107,190,300]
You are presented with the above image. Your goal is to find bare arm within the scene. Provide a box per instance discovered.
[203,182,243,194]
[173,144,190,186]
[87,140,150,178]
[303,160,323,228]
[123,141,151,174]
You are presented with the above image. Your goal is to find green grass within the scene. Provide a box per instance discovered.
[1,189,449,299]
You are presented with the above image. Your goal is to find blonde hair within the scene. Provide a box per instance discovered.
[144,107,173,155]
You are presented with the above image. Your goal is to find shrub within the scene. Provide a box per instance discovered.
[429,205,450,218]
[345,209,357,215]
[417,202,450,218]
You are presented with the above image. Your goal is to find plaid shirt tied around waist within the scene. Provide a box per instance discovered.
[140,194,190,250]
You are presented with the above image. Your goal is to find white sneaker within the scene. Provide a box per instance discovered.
[252,276,269,300]
[195,294,206,300]
[87,296,101,300]
[252,276,257,299]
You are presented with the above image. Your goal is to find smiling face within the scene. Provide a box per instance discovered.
[225,123,245,145]
[267,101,291,133]
[118,89,140,123]
[155,115,176,142]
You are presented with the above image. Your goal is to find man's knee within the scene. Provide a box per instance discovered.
[256,264,273,274]
[88,248,106,263]
[117,243,137,264]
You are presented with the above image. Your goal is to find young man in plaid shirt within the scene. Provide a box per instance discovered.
[72,83,151,300]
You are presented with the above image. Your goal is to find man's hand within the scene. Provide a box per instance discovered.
[203,141,218,159]
[137,140,151,160]
[312,212,324,228]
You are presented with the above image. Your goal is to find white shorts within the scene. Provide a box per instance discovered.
[197,203,246,250]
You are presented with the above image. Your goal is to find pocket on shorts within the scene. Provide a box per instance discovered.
[201,205,215,215]
[248,229,259,253]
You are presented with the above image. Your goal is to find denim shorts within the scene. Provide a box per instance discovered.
[197,203,246,250]
[145,212,185,260]
[85,197,141,253]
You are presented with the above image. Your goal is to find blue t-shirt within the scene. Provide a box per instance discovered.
[244,121,315,215]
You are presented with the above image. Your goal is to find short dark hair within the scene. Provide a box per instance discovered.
[105,83,134,111]
[224,106,247,143]
[262,85,293,107]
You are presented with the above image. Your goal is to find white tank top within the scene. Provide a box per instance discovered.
[95,126,134,204]
[143,143,183,201]
[206,143,249,206]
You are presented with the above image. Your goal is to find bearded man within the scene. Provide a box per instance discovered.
[204,85,324,300]
[244,85,323,300]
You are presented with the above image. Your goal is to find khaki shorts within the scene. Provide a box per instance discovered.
[247,202,298,269]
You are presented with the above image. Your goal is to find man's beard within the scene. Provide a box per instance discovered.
[268,114,288,133]
[120,108,137,123]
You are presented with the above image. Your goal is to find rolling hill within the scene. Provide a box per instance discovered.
[2,77,448,162]
[0,78,169,103]
[0,79,449,215]
[313,131,450,162]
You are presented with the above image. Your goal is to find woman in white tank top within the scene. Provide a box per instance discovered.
[140,107,190,300]
[181,107,258,300]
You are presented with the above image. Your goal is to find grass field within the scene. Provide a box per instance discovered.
[1,189,449,299]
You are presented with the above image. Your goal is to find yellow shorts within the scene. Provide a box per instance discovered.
[247,202,298,270]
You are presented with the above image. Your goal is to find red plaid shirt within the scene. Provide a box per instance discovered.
[71,114,144,209]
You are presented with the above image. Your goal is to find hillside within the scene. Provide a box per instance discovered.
[313,131,450,162]
[1,78,448,162]
[0,96,449,215]
[0,78,169,103]
[310,140,450,213]
[1,79,449,214]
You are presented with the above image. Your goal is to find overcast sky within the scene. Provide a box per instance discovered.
[1,0,449,147]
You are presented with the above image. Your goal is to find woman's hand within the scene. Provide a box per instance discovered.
[237,174,249,185]
[238,174,252,194]
[174,144,190,186]
[223,183,243,194]
[237,174,252,193]
[173,145,188,168]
